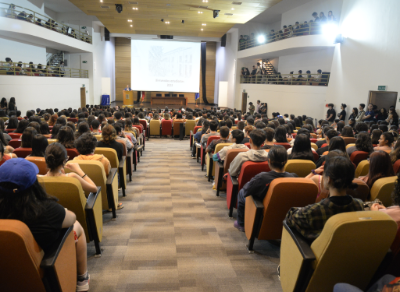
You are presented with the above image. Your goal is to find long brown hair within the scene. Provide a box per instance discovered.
[367,151,394,189]
[48,114,58,126]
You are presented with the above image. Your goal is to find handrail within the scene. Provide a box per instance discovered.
[0,61,89,78]
[0,2,92,44]
[239,22,327,51]
[240,73,330,86]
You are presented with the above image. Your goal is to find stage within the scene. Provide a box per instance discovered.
[112,101,216,110]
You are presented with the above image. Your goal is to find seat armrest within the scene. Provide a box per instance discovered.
[119,156,126,168]
[127,148,133,157]
[40,226,73,268]
[282,221,315,261]
[106,168,118,185]
[190,130,193,136]
[216,161,224,169]
[195,142,201,148]
[135,145,144,151]
[230,175,239,186]
[250,195,264,210]
[85,186,102,210]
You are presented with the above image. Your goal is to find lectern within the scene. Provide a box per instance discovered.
[123,90,134,106]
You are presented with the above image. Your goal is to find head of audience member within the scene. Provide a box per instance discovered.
[75,122,90,139]
[57,126,75,149]
[230,129,244,144]
[290,134,313,161]
[366,151,394,189]
[353,132,374,153]
[378,124,389,133]
[379,132,395,148]
[31,134,48,157]
[7,117,18,129]
[28,122,40,134]
[249,129,266,149]
[101,125,117,145]
[21,127,37,148]
[50,124,61,139]
[274,125,288,143]
[44,143,68,172]
[264,127,275,144]
[322,153,357,195]
[209,120,218,132]
[219,126,230,140]
[370,129,382,145]
[255,122,266,130]
[91,119,100,132]
[336,121,345,133]
[325,129,338,145]
[268,145,288,171]
[14,119,29,134]
[48,114,58,126]
[74,132,97,155]
[328,136,346,154]
[340,126,354,138]
[293,118,302,128]
[355,122,368,134]
[39,121,50,135]
[237,121,245,131]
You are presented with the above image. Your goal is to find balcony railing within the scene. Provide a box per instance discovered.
[0,2,92,44]
[240,73,330,86]
[239,22,325,51]
[0,61,89,78]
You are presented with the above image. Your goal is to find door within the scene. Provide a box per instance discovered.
[241,92,248,113]
[369,91,398,110]
[80,87,86,108]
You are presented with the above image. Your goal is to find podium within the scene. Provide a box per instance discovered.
[123,90,134,106]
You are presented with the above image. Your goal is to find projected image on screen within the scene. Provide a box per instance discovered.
[131,40,201,92]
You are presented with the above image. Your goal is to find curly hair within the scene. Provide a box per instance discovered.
[74,132,97,155]
[355,132,374,153]
[57,126,75,149]
[101,124,116,144]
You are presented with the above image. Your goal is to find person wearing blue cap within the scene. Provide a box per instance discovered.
[0,158,90,291]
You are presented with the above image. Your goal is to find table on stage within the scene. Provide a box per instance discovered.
[150,92,189,106]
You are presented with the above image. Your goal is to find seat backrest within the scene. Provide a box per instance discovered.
[0,220,46,292]
[13,147,32,158]
[350,151,369,166]
[310,143,318,151]
[173,121,183,136]
[206,135,220,147]
[312,151,319,162]
[9,139,21,148]
[393,159,400,174]
[47,139,58,144]
[354,160,370,178]
[274,142,291,150]
[284,159,316,177]
[258,178,318,240]
[214,143,233,154]
[66,148,80,160]
[244,142,250,149]
[161,120,172,135]
[95,147,119,168]
[346,143,355,149]
[94,134,102,141]
[306,211,398,292]
[237,161,271,189]
[5,128,16,133]
[185,120,196,136]
[149,120,161,135]
[193,126,202,134]
[37,176,89,240]
[310,138,317,143]
[223,148,248,173]
[9,133,22,139]
[347,178,370,202]
[139,120,147,131]
[25,156,48,175]
[342,137,357,145]
[370,176,397,207]
[116,139,127,156]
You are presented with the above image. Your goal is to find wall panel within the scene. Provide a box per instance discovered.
[115,37,131,102]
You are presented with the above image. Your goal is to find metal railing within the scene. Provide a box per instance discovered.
[0,2,92,44]
[0,61,89,78]
[240,73,330,86]
[239,22,326,51]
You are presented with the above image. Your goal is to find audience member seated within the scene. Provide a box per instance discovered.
[374,132,395,151]
[57,126,75,149]
[288,134,314,161]
[241,125,254,144]
[28,134,48,157]
[21,127,37,148]
[285,154,364,240]
[206,126,230,154]
[73,132,111,175]
[200,120,219,144]
[228,129,268,177]
[97,124,123,162]
[13,119,29,133]
[0,142,10,166]
[51,124,62,139]
[213,130,247,162]
[43,143,97,193]
[317,129,338,156]
[346,132,374,156]
[315,136,347,167]
[358,151,394,191]
[261,127,275,149]
[0,158,90,291]
[234,145,297,232]
[40,121,51,137]
[390,140,400,164]
[114,124,133,149]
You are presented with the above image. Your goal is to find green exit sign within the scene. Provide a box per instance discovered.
[378,85,387,91]
[82,61,87,64]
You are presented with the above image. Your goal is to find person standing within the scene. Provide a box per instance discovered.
[326,103,336,124]
[256,100,261,113]
[248,102,255,115]
[124,85,131,91]
[338,104,346,121]
[59,61,65,77]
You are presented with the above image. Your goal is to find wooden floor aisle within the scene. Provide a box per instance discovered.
[87,138,282,292]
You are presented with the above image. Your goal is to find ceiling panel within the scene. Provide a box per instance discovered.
[69,0,281,37]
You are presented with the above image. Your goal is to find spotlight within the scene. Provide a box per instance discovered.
[182,20,184,24]
[322,23,339,41]
[115,4,123,13]
[213,10,220,18]
[257,35,266,43]
[130,25,133,27]
[161,19,164,22]
[334,34,344,44]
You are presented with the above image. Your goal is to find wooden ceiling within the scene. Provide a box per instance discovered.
[69,0,281,38]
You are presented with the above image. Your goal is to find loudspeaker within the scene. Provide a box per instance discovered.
[105,27,110,41]
[63,59,68,66]
[221,34,227,47]
[213,10,220,18]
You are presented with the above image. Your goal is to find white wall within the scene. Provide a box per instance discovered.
[239,84,328,118]
[325,0,400,118]
[237,20,281,38]
[1,38,46,64]
[281,0,343,26]
[278,47,334,74]
[0,75,89,114]
[57,12,96,36]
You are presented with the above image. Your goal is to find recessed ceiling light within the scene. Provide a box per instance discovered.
[100,0,103,2]
[231,8,234,10]
[202,23,206,26]
[128,19,132,22]
[165,21,170,24]
[202,0,208,2]
[198,11,203,14]
[201,28,203,31]
[132,7,138,10]
[130,25,133,27]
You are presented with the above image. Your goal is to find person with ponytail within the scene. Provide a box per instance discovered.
[286,154,364,240]
[234,145,297,232]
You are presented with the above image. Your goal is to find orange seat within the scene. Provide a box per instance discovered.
[245,178,318,251]
[342,137,357,145]
[226,161,271,217]
[173,121,184,136]
[25,156,48,175]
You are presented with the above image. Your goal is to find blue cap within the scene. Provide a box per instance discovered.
[0,158,39,193]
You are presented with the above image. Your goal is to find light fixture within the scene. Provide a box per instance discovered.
[201,28,203,31]
[130,24,133,27]
[165,21,170,24]
[198,11,203,14]
[100,0,103,2]
[161,19,164,22]
[322,23,339,42]
[231,8,234,10]
[202,0,208,2]
[128,19,132,22]
[257,35,265,43]
[202,23,206,26]
[132,7,138,10]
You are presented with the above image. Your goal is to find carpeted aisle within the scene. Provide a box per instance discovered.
[87,138,282,292]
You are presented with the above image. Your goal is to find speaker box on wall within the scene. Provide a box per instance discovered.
[221,34,227,47]
[63,60,68,66]
[105,27,110,41]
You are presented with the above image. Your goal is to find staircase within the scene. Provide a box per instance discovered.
[262,59,277,75]
[46,51,64,67]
